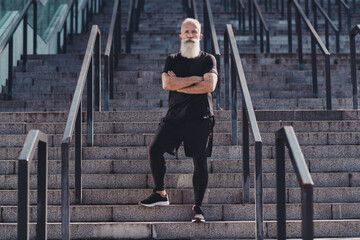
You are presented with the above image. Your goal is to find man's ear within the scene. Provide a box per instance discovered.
[199,33,203,40]
[179,34,182,40]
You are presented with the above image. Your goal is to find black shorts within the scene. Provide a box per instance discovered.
[150,117,215,158]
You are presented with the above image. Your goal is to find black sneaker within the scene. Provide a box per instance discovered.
[139,190,169,207]
[191,205,205,223]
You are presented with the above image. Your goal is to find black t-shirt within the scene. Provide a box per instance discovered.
[162,51,218,122]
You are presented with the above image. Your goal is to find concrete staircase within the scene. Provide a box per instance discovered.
[0,0,360,239]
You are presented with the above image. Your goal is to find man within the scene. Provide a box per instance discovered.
[139,18,218,223]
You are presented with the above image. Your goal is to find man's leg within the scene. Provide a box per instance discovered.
[183,119,212,222]
[139,119,182,207]
[192,155,208,206]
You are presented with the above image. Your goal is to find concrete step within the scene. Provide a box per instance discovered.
[2,203,360,223]
[1,187,360,205]
[3,220,360,239]
[0,171,358,190]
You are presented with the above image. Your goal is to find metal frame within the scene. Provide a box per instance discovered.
[0,0,37,100]
[61,25,101,240]
[57,0,102,54]
[252,0,270,53]
[126,0,144,53]
[276,126,314,240]
[288,0,332,110]
[183,0,198,20]
[224,24,263,240]
[338,0,351,33]
[350,25,360,109]
[313,0,340,53]
[104,0,122,111]
[18,130,48,240]
[238,0,246,32]
[203,0,221,109]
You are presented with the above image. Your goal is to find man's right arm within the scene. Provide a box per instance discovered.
[162,72,203,91]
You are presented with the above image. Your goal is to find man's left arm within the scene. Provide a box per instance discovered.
[176,72,218,94]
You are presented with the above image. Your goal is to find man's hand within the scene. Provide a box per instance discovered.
[162,72,203,91]
[168,71,176,77]
[176,72,217,94]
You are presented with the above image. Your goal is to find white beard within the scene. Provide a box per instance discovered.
[180,38,200,59]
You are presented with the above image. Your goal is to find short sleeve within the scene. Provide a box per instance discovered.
[203,54,218,76]
[163,56,173,73]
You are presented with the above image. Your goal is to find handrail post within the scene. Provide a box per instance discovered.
[75,102,82,204]
[253,1,257,44]
[242,104,250,203]
[37,140,48,240]
[248,0,252,31]
[255,141,263,239]
[87,57,94,146]
[95,33,101,112]
[224,32,230,110]
[296,8,303,70]
[325,54,331,110]
[311,36,318,98]
[302,184,314,239]
[61,142,70,240]
[23,12,28,72]
[33,0,37,54]
[8,38,13,100]
[287,0,292,53]
[231,56,238,146]
[338,0,342,32]
[105,55,110,111]
[325,20,329,50]
[350,27,358,109]
[276,131,286,240]
[18,159,30,239]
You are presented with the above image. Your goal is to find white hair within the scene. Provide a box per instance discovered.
[181,18,201,33]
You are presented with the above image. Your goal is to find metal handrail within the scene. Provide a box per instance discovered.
[18,130,48,240]
[224,24,263,240]
[184,0,198,20]
[61,25,101,240]
[57,0,102,53]
[350,25,360,109]
[288,0,332,110]
[313,0,340,53]
[238,0,246,32]
[253,0,270,53]
[338,0,351,32]
[203,0,221,109]
[126,0,144,53]
[276,126,314,240]
[104,0,121,111]
[0,0,37,100]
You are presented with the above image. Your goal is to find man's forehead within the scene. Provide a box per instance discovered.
[181,21,199,31]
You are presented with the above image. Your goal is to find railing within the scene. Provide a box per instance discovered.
[288,0,332,110]
[350,25,360,109]
[183,0,199,20]
[0,0,37,100]
[18,130,48,240]
[104,0,121,111]
[224,24,263,240]
[233,0,270,53]
[237,0,246,32]
[57,0,102,53]
[126,0,144,53]
[338,0,351,33]
[252,0,270,53]
[276,126,314,240]
[203,0,221,109]
[61,25,101,240]
[313,0,340,53]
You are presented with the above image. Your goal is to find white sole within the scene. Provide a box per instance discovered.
[140,201,169,207]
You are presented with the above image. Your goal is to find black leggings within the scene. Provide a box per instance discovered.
[149,119,211,206]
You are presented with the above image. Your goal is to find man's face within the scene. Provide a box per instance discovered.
[179,21,202,42]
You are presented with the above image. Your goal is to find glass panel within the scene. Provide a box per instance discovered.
[28,0,68,40]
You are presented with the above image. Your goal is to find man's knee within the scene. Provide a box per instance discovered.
[148,142,164,158]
